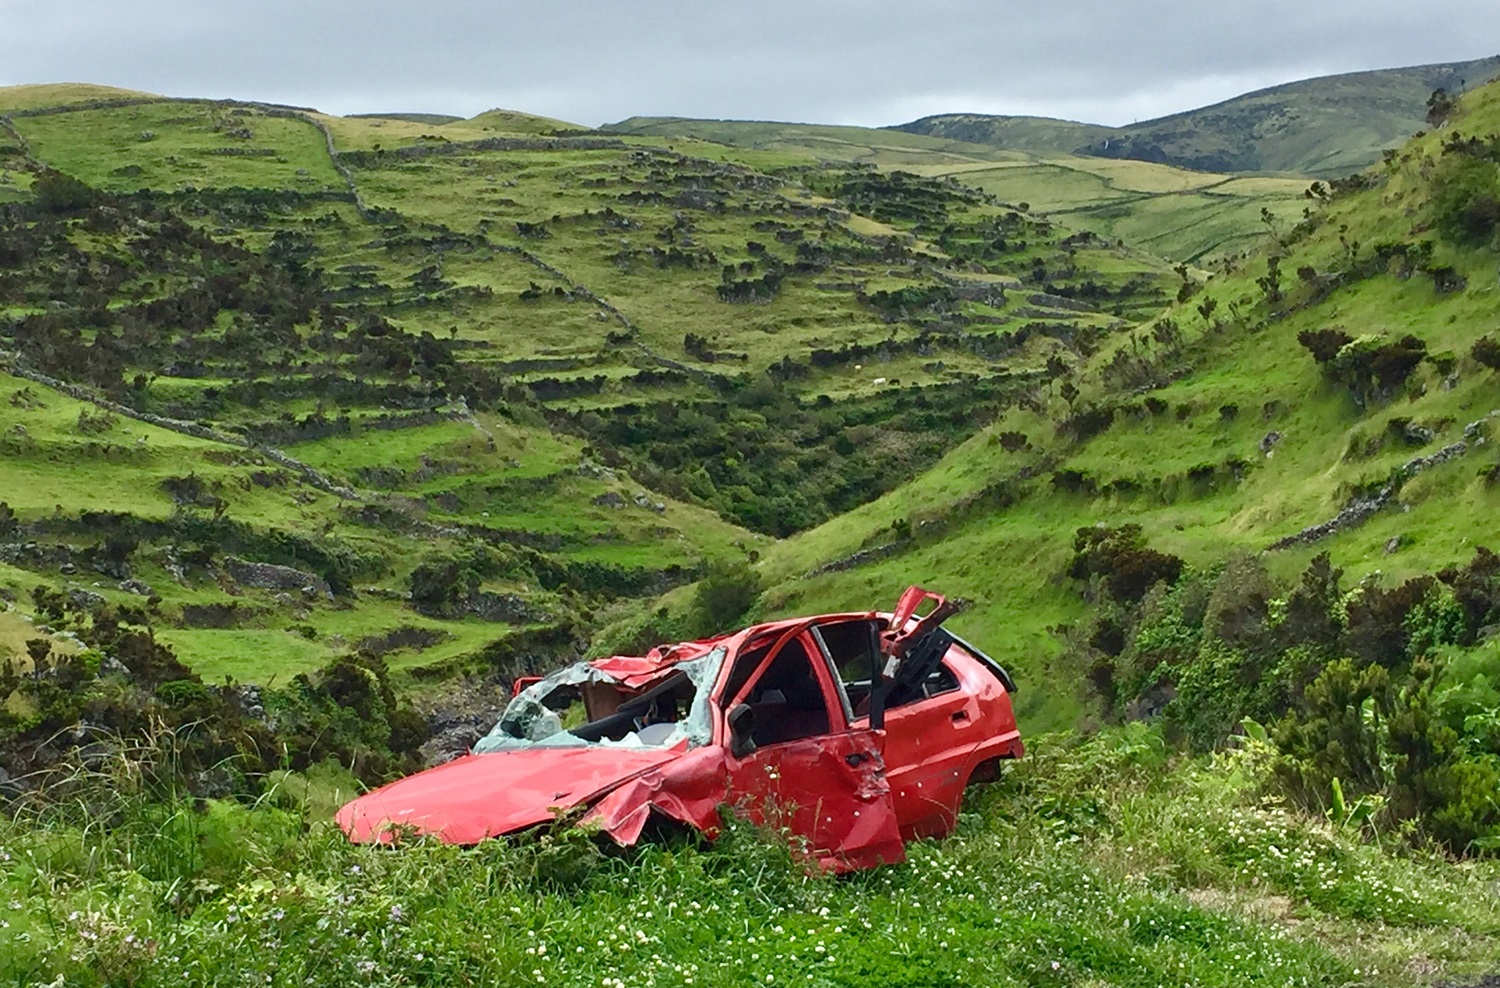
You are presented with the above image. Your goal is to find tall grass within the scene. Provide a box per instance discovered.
[2,724,1495,986]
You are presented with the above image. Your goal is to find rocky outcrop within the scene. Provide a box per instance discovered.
[225,558,332,600]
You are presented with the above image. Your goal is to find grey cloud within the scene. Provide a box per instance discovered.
[3,1,1497,126]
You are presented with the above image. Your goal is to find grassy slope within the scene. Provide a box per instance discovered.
[0,361,752,682]
[2,726,1496,987]
[750,80,1500,733]
[1,81,1498,988]
[0,83,162,109]
[604,116,1308,262]
[898,55,1500,177]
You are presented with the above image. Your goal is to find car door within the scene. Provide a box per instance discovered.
[814,588,982,840]
[720,625,905,871]
[877,659,981,839]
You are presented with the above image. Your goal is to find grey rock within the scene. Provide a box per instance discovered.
[1402,421,1435,445]
[67,589,107,611]
[226,557,332,600]
[1270,441,1468,550]
[1463,410,1500,440]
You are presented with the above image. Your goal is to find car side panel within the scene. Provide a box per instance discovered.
[881,650,1022,840]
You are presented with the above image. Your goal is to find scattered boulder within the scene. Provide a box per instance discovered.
[577,460,616,480]
[1399,420,1435,445]
[1259,431,1283,454]
[234,684,266,721]
[593,491,627,509]
[1463,409,1500,440]
[66,588,107,612]
[225,557,333,600]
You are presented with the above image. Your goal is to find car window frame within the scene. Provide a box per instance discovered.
[719,622,851,747]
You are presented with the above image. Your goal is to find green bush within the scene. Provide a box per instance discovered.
[1383,660,1500,851]
[32,169,98,214]
[1273,658,1390,809]
[1472,334,1500,371]
[1068,524,1184,604]
[689,557,762,637]
[1431,152,1500,245]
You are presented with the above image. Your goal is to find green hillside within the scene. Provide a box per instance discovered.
[656,79,1500,874]
[0,83,1188,684]
[604,116,1309,261]
[752,75,1500,712]
[899,55,1500,177]
[3,71,1500,988]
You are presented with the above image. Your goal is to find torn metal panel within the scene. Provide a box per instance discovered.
[336,746,680,844]
[582,746,729,845]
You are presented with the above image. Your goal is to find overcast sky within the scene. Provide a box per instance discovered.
[4,1,1498,127]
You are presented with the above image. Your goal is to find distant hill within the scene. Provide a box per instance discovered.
[0,82,1187,681]
[348,112,464,125]
[602,116,1309,261]
[896,56,1500,177]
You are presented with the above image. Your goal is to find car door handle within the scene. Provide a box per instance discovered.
[845,751,871,767]
[951,710,969,723]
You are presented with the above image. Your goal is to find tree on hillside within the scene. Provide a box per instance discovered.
[1426,88,1458,128]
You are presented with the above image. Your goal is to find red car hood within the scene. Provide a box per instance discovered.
[337,746,683,844]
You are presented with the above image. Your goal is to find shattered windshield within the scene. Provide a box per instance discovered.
[473,647,727,754]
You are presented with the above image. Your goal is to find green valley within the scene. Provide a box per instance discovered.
[3,58,1500,987]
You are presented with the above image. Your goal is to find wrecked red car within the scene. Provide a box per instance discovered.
[337,586,1023,871]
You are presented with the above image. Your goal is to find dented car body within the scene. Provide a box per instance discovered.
[337,587,1023,871]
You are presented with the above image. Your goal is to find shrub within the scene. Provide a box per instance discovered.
[1345,575,1436,668]
[1471,335,1500,371]
[1202,555,1277,657]
[1383,660,1500,851]
[1430,152,1500,245]
[1296,328,1353,364]
[1273,658,1390,808]
[1321,333,1427,406]
[33,170,98,213]
[1069,524,1184,604]
[1437,545,1500,641]
[689,557,761,637]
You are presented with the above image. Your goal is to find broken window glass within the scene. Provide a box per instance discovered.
[472,647,727,754]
